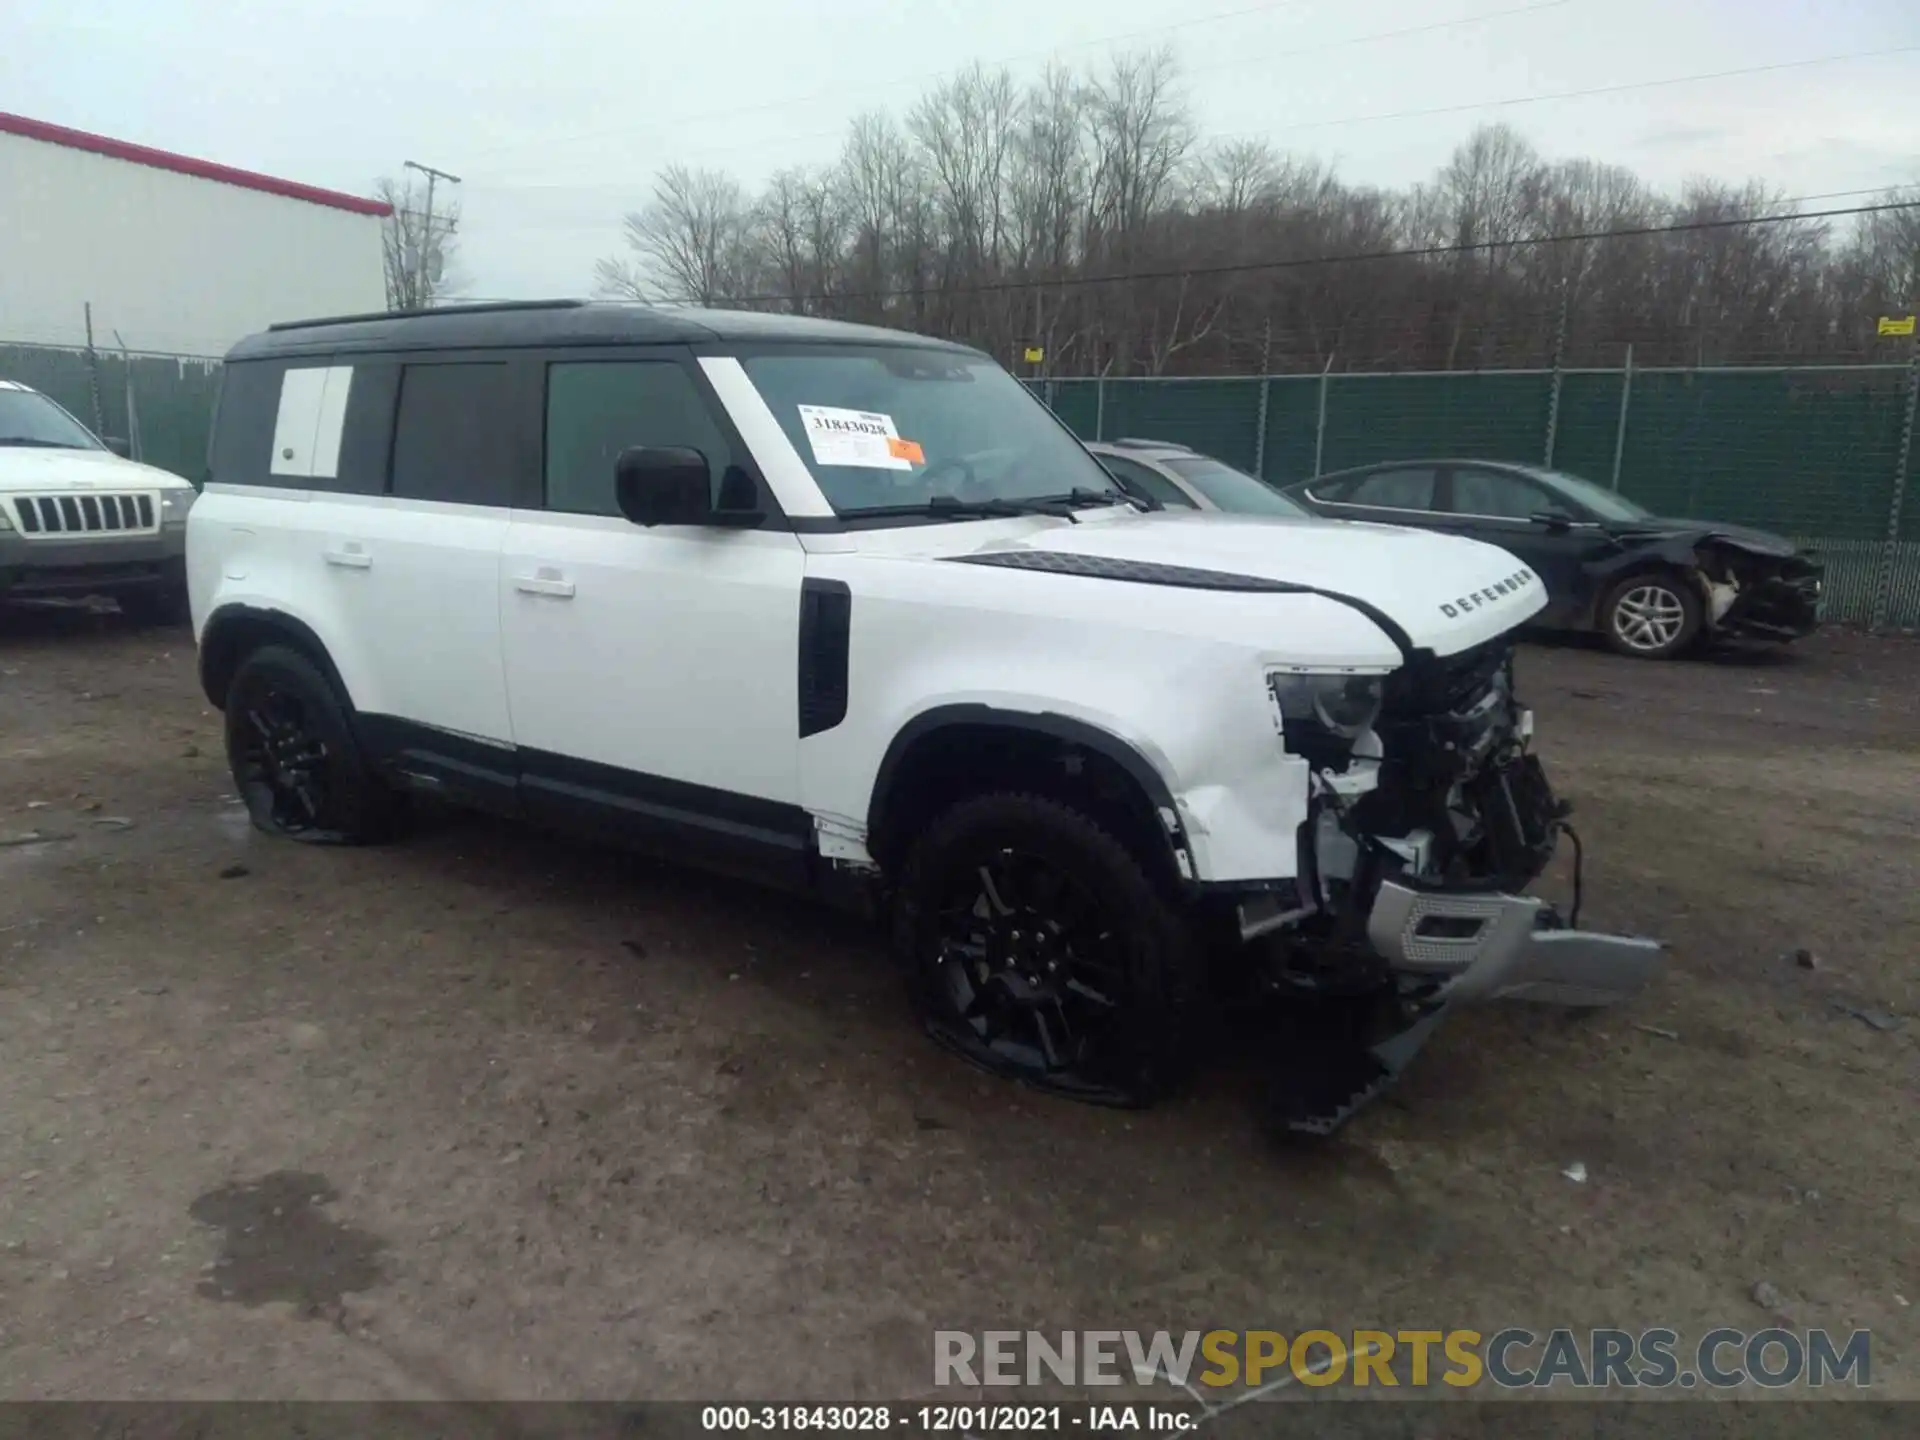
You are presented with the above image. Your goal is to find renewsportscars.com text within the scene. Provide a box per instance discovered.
[934,1327,1871,1390]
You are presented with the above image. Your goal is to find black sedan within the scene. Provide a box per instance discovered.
[1278,459,1824,659]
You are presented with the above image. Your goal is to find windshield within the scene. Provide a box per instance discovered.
[0,388,102,450]
[1164,457,1307,517]
[1525,466,1653,523]
[739,347,1123,515]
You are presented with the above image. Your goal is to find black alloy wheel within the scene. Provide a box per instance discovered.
[235,686,333,833]
[896,792,1198,1106]
[224,645,396,844]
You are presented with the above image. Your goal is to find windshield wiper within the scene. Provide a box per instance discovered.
[845,487,1144,524]
[848,494,1084,523]
[0,437,87,449]
[1059,485,1151,513]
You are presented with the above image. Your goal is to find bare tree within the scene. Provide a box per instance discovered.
[595,164,755,305]
[376,175,465,311]
[584,65,1912,373]
[1009,66,1093,367]
[909,64,1021,346]
[1081,48,1197,372]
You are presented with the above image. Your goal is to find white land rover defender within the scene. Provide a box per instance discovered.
[1,379,196,623]
[187,301,1662,1132]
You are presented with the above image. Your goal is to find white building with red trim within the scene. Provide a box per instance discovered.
[0,113,390,358]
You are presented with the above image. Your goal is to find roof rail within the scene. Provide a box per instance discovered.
[1111,436,1193,451]
[267,298,590,332]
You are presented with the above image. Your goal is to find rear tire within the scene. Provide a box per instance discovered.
[224,645,398,844]
[892,791,1200,1106]
[1599,572,1701,660]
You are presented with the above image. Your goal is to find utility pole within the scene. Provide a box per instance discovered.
[403,160,461,309]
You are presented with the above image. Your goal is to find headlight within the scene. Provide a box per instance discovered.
[1268,671,1386,739]
[160,488,197,517]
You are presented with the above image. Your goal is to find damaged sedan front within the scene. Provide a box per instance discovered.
[1279,459,1823,660]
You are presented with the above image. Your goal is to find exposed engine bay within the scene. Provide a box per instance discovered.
[1245,639,1663,1134]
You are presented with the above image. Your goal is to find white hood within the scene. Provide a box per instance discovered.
[976,510,1547,656]
[0,446,189,494]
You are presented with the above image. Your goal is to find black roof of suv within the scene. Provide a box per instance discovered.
[229,300,980,362]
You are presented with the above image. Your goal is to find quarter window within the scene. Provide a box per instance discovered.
[544,361,735,516]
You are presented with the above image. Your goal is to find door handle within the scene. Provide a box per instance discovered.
[323,546,372,569]
[513,572,576,599]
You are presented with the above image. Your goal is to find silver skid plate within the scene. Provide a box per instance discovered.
[1367,880,1664,1008]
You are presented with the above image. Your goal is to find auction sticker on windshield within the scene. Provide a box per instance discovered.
[798,404,920,470]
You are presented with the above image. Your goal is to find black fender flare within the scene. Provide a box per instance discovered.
[198,603,353,711]
[866,704,1189,871]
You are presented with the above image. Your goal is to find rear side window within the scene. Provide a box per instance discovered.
[544,360,736,515]
[1334,467,1437,511]
[391,362,515,506]
[1450,467,1550,519]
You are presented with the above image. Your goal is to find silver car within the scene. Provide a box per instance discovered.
[1084,438,1308,518]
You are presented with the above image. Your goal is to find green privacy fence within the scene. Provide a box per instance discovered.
[1,344,222,484]
[1043,363,1920,630]
[5,338,1915,627]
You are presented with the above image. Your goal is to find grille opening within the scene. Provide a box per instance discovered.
[1414,914,1487,941]
[7,492,160,535]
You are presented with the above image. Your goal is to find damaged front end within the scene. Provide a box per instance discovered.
[1246,640,1663,1134]
[1692,543,1824,643]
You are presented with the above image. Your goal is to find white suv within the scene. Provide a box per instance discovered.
[187,301,1661,1132]
[1,379,196,622]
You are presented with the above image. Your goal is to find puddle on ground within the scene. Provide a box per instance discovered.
[188,1171,385,1317]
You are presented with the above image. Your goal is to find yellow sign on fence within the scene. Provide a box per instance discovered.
[1877,315,1915,337]
[1023,346,1045,363]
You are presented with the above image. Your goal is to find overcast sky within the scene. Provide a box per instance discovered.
[5,0,1916,297]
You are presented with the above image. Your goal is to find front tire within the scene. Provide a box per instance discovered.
[892,792,1199,1106]
[1599,572,1701,659]
[224,645,397,844]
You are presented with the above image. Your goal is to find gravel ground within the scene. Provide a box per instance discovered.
[0,605,1916,1404]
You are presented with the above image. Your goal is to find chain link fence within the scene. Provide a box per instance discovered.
[1043,360,1920,629]
[1,342,222,484]
[4,336,1915,628]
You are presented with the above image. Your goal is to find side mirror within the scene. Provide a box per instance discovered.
[103,436,131,459]
[612,446,764,528]
[1530,507,1574,531]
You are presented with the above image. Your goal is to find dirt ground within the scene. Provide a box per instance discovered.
[1,604,1916,1405]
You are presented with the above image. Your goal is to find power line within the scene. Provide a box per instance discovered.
[470,0,1586,189]
[461,0,1317,167]
[466,37,1917,201]
[1183,0,1575,81]
[712,198,1920,306]
[1216,41,1920,141]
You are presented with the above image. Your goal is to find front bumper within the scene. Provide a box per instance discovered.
[1367,879,1665,1008]
[1710,563,1823,643]
[0,525,186,597]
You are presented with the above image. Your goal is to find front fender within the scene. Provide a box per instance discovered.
[1579,534,1707,626]
[796,581,1366,885]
